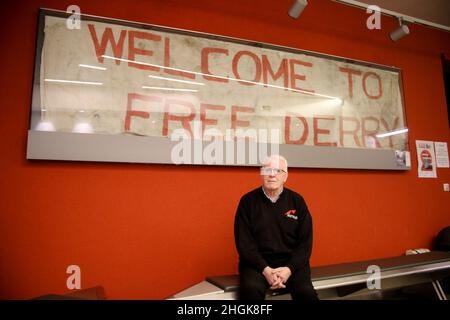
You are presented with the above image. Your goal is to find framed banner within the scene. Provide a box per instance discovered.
[27,9,410,169]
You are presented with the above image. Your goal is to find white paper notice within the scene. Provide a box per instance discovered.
[404,151,411,167]
[416,140,437,178]
[434,142,449,168]
[395,150,411,167]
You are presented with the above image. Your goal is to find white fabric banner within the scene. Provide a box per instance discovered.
[36,15,407,151]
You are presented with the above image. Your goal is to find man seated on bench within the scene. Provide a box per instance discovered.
[234,154,318,301]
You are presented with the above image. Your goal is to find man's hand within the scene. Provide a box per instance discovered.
[262,266,292,289]
[262,266,279,287]
[269,267,292,289]
[273,267,292,283]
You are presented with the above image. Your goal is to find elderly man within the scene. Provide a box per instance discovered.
[234,154,318,300]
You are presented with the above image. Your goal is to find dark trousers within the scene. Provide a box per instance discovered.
[239,263,318,301]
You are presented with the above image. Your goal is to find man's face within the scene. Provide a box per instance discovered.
[260,159,288,191]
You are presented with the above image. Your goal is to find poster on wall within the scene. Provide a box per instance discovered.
[416,140,437,178]
[27,9,410,169]
[395,150,411,167]
[434,142,449,168]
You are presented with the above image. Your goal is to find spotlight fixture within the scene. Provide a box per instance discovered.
[288,0,308,19]
[389,17,410,41]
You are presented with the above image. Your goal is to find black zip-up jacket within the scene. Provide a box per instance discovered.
[234,186,313,273]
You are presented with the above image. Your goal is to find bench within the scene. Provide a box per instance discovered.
[170,251,450,300]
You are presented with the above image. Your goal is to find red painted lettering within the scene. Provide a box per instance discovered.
[201,48,229,82]
[231,106,254,129]
[232,51,262,86]
[164,37,195,79]
[362,116,381,148]
[88,24,126,65]
[289,59,314,93]
[362,72,382,99]
[128,31,161,71]
[162,99,196,137]
[339,67,362,98]
[284,112,308,145]
[313,116,337,146]
[339,116,361,147]
[262,55,289,89]
[380,117,399,148]
[200,103,225,138]
[125,93,162,131]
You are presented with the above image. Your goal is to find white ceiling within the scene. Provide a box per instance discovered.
[334,0,450,31]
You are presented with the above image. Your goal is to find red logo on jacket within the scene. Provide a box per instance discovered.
[283,209,298,220]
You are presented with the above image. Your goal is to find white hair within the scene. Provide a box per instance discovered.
[261,154,288,172]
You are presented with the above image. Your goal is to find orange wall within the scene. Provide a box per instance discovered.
[0,0,449,299]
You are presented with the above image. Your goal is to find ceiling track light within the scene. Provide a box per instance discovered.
[389,17,410,41]
[288,0,308,19]
[331,0,449,32]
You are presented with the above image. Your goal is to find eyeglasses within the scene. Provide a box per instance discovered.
[260,167,286,176]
